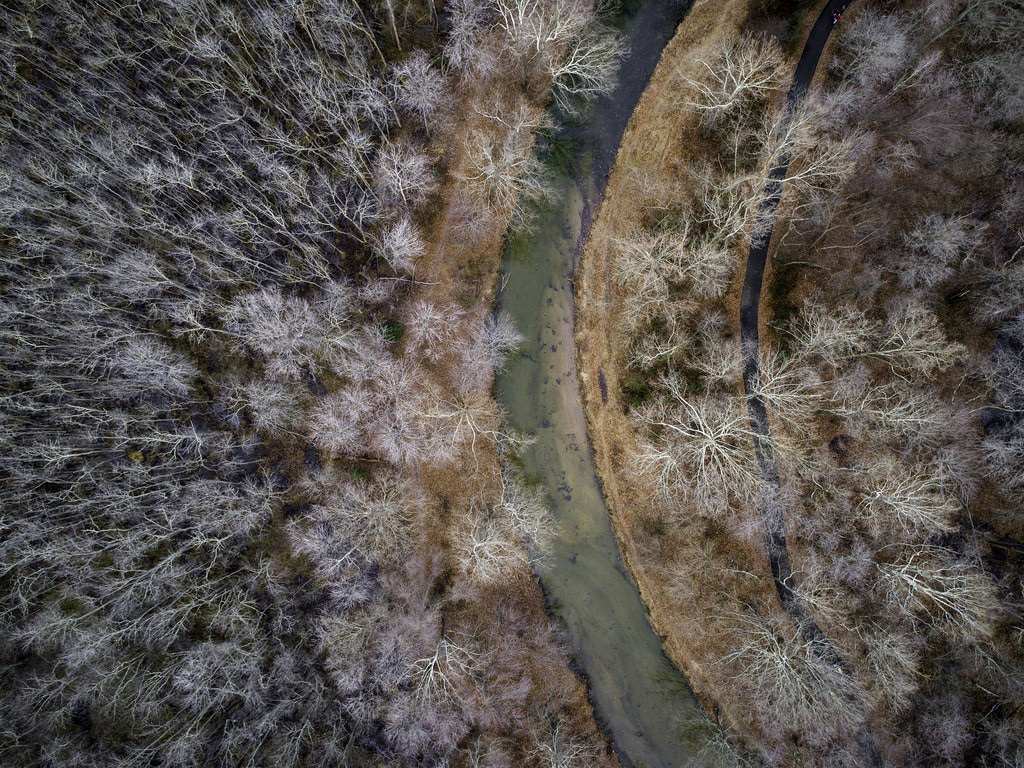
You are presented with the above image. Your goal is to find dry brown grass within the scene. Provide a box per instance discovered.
[576,0,762,731]
[573,0,832,757]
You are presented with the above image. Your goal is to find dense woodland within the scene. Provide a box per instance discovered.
[598,0,1024,764]
[7,0,1024,765]
[0,1,623,766]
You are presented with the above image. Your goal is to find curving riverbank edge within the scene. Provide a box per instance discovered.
[573,0,850,752]
[496,1,722,765]
[573,0,753,741]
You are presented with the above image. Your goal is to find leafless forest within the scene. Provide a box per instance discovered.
[0,1,623,766]
[595,0,1024,764]
[7,0,1023,764]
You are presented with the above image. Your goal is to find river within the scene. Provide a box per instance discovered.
[493,2,721,766]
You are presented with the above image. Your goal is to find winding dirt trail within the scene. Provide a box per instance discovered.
[740,0,851,650]
[739,1,880,763]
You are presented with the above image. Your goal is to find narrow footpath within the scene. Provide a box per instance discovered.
[738,1,880,763]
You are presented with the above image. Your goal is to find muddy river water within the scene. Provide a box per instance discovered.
[494,2,723,766]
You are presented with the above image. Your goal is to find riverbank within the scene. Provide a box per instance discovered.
[576,0,756,738]
[494,2,738,765]
[573,0,827,756]
[398,20,622,768]
[578,0,1024,763]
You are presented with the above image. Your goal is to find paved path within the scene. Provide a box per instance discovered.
[738,1,880,763]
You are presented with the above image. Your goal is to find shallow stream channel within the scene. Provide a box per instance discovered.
[494,2,721,766]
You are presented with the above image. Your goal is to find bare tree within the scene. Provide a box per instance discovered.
[459,97,551,218]
[983,428,1024,488]
[548,22,623,116]
[377,0,401,49]
[229,377,305,433]
[296,471,420,571]
[833,8,914,90]
[466,736,515,768]
[307,389,371,456]
[224,288,321,380]
[632,378,761,514]
[688,162,762,251]
[373,216,427,274]
[785,302,873,367]
[365,357,431,466]
[454,500,532,586]
[758,106,860,206]
[316,613,374,696]
[688,325,742,388]
[856,459,960,537]
[753,347,825,432]
[447,186,504,241]
[611,230,689,330]
[374,139,437,212]
[680,36,787,127]
[719,610,865,740]
[528,718,599,768]
[627,318,696,371]
[869,303,967,376]
[856,622,923,714]
[393,50,447,127]
[420,391,503,466]
[406,300,465,363]
[108,336,199,401]
[443,0,492,75]
[681,236,741,299]
[457,311,524,394]
[409,635,483,706]
[492,0,590,62]
[899,213,985,290]
[832,378,966,445]
[876,545,999,641]
[487,464,557,562]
